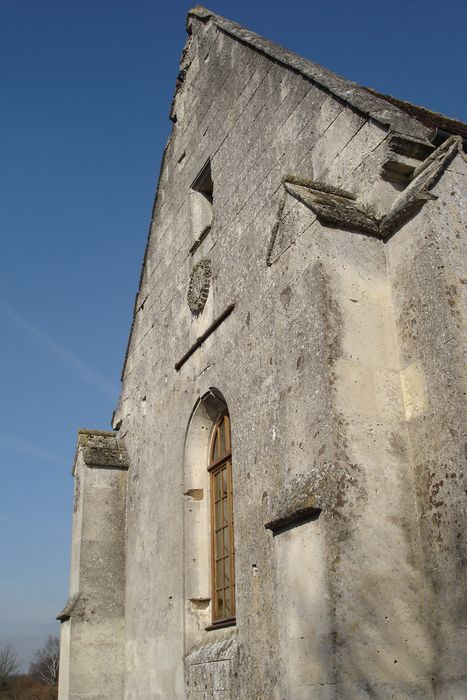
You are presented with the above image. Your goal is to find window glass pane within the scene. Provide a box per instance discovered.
[223,527,230,556]
[214,472,222,501]
[219,419,226,455]
[215,529,223,558]
[216,559,224,588]
[217,593,224,619]
[224,585,231,616]
[215,499,222,529]
[212,431,219,461]
[210,412,235,623]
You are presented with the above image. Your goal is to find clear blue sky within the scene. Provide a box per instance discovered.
[1,0,466,670]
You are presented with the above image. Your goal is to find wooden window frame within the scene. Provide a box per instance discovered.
[207,412,236,628]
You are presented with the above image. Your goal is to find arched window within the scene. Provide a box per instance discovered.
[209,412,235,624]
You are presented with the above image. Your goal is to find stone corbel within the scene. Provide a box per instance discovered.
[267,135,462,262]
[264,471,322,535]
[283,179,380,236]
[73,430,129,474]
[379,135,462,236]
[56,593,81,623]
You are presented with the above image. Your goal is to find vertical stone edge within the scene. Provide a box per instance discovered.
[57,430,129,700]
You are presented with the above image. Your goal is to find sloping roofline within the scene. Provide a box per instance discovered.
[363,88,467,141]
[116,7,466,392]
[189,6,467,143]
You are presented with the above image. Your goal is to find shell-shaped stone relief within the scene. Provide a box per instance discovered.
[187,258,211,315]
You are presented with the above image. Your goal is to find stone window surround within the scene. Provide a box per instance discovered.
[183,389,237,653]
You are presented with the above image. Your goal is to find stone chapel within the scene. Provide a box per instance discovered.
[57,7,466,699]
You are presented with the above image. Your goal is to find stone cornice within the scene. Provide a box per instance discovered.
[280,135,462,240]
[72,430,129,475]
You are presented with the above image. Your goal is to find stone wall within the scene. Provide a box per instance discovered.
[60,8,466,700]
[58,431,128,700]
[111,11,467,700]
[386,152,467,699]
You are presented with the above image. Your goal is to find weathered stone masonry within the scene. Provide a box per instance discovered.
[58,7,466,699]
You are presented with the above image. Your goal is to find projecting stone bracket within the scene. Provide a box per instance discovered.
[72,429,129,475]
[284,180,380,236]
[379,135,461,236]
[56,593,81,623]
[388,133,436,161]
[267,135,462,263]
[264,471,322,535]
[381,133,437,183]
[264,460,366,533]
[265,503,321,535]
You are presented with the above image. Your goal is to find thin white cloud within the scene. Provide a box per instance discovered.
[0,578,67,584]
[0,302,119,399]
[0,514,68,538]
[0,433,64,465]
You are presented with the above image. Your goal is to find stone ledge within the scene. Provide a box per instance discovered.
[380,134,461,236]
[185,629,237,666]
[284,181,380,236]
[282,175,356,200]
[72,430,129,474]
[263,461,366,529]
[389,133,435,161]
[82,446,129,469]
[271,136,463,244]
[264,472,322,535]
[78,429,117,438]
[56,593,80,623]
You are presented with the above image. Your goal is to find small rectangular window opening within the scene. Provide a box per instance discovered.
[190,159,213,253]
[191,159,213,204]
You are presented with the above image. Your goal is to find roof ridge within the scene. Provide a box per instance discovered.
[363,87,467,140]
[189,7,465,142]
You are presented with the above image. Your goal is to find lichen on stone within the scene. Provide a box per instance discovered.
[187,257,211,315]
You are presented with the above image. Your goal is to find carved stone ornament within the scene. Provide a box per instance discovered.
[187,258,211,315]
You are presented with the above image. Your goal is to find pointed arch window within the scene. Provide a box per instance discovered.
[209,412,235,625]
